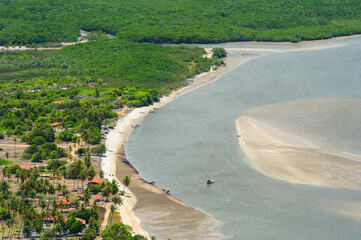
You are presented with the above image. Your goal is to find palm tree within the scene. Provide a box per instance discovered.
[73,199,80,211]
[1,167,7,180]
[87,167,96,180]
[111,180,119,196]
[99,170,104,180]
[109,204,116,225]
[33,168,40,179]
[84,189,91,207]
[122,176,131,191]
[0,181,11,193]
[14,136,17,156]
[56,183,62,195]
[101,187,110,207]
[59,167,66,184]
[48,184,55,197]
[40,199,47,211]
[15,169,20,183]
[112,196,123,207]
[80,170,88,190]
[84,154,91,169]
[55,169,60,185]
[61,185,68,196]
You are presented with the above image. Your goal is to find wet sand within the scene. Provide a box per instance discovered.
[102,52,245,239]
[236,99,361,189]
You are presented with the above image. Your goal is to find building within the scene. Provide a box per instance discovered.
[87,178,104,186]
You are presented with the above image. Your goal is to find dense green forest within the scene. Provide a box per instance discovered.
[1,0,361,45]
[0,40,220,143]
[0,39,215,89]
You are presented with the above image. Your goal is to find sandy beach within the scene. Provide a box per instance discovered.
[236,99,361,189]
[101,52,245,239]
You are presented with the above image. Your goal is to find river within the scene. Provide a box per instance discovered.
[127,37,361,239]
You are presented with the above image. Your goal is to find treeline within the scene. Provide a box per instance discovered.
[1,0,361,45]
[0,39,214,90]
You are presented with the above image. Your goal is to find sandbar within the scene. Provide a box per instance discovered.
[236,99,361,189]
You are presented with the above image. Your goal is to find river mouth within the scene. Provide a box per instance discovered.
[128,37,361,239]
[237,99,361,189]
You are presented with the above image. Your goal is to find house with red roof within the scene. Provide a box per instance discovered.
[20,166,35,170]
[87,178,104,186]
[51,122,62,127]
[56,199,73,207]
[93,195,105,202]
[79,194,105,202]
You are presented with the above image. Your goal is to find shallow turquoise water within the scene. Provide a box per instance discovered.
[127,37,361,239]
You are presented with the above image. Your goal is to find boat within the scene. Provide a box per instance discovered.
[207,179,215,184]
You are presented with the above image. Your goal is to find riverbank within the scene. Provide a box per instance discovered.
[2,34,360,52]
[101,52,245,239]
[236,99,361,189]
[223,34,361,47]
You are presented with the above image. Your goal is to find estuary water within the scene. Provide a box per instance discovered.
[127,37,361,239]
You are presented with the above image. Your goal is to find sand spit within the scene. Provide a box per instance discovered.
[224,43,348,54]
[236,99,361,189]
[102,52,245,239]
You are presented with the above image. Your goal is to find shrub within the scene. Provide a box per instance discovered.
[88,184,101,193]
[31,152,42,162]
[31,136,46,145]
[47,159,67,170]
[69,220,83,234]
[14,126,24,135]
[22,153,32,160]
[212,47,227,58]
[0,132,4,139]
[91,144,106,156]
[56,147,67,158]
[0,158,12,166]
[49,150,59,159]
[41,142,57,154]
[23,145,39,155]
[57,130,75,142]
[76,148,86,155]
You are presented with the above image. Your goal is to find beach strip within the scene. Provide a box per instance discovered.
[101,52,245,239]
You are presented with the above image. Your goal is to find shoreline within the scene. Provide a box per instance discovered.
[101,52,245,239]
[236,115,361,189]
[1,33,360,52]
[222,34,361,47]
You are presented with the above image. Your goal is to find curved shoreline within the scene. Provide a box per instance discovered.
[236,101,361,189]
[102,52,245,239]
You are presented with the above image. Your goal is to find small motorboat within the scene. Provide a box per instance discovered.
[207,179,215,184]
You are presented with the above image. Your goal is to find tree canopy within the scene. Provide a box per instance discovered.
[1,0,361,45]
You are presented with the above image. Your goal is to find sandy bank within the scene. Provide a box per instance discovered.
[102,52,245,239]
[223,34,361,47]
[236,99,361,189]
